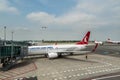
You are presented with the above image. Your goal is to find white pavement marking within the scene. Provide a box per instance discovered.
[36,55,120,80]
[41,66,120,80]
[68,75,72,78]
[92,75,120,80]
[42,74,46,76]
[77,74,80,76]
[88,72,92,74]
[81,74,84,76]
[64,71,66,72]
[92,72,95,74]
[55,68,120,80]
[41,64,112,76]
[73,75,76,77]
[63,76,67,79]
[58,77,62,79]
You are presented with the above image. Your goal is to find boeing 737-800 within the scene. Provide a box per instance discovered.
[28,31,98,59]
[107,38,120,44]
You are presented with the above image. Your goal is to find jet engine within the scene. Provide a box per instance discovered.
[47,52,58,59]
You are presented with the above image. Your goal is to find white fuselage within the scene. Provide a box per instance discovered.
[107,40,120,44]
[28,44,86,54]
[27,31,91,58]
[95,41,103,45]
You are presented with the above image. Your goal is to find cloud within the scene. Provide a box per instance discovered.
[27,1,119,25]
[26,11,95,29]
[27,0,120,28]
[15,27,30,31]
[27,12,55,25]
[0,0,19,14]
[25,0,120,40]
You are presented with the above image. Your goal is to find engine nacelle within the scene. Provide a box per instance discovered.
[47,52,58,59]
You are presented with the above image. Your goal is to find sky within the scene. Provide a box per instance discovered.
[0,0,120,41]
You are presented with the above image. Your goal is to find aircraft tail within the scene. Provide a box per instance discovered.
[107,38,111,42]
[76,31,90,45]
[108,38,110,41]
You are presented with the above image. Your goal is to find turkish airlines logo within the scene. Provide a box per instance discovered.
[84,36,88,42]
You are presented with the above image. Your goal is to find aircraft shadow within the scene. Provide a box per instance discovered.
[11,60,33,69]
[61,56,98,63]
[0,60,34,71]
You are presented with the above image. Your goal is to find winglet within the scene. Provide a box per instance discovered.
[92,43,98,52]
[76,31,90,45]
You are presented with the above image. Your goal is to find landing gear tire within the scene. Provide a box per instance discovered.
[45,54,48,58]
[2,62,8,67]
[70,53,73,55]
[58,54,62,57]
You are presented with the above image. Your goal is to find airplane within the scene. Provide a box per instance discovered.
[28,41,38,46]
[107,38,120,44]
[28,31,98,59]
[94,40,103,45]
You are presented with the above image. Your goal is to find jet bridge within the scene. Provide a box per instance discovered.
[0,45,28,71]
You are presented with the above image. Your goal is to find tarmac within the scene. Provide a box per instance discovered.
[0,43,120,80]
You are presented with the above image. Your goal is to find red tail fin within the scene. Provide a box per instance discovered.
[76,31,90,45]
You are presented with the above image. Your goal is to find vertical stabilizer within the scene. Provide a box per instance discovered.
[76,31,90,45]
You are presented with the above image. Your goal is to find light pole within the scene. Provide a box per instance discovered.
[41,26,47,42]
[11,31,14,41]
[42,26,47,29]
[11,31,14,58]
[4,26,6,45]
[4,26,6,40]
